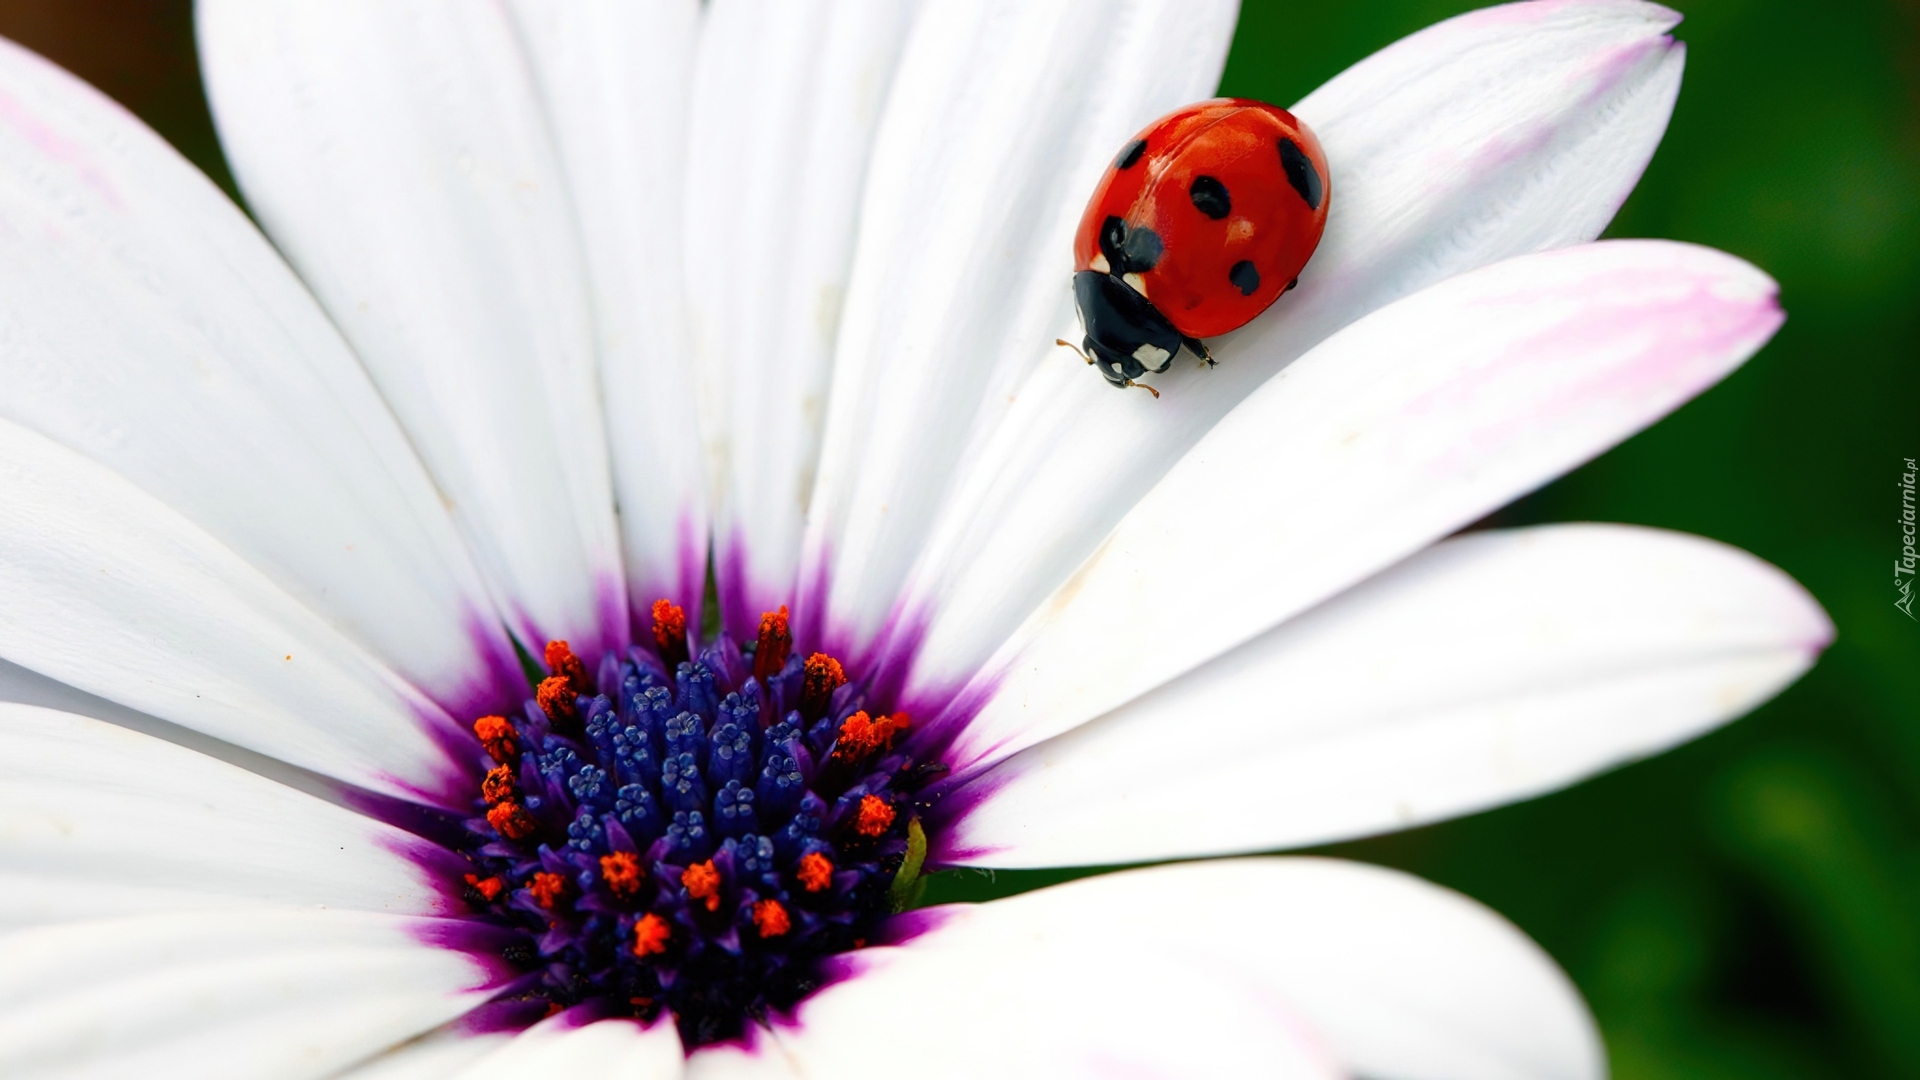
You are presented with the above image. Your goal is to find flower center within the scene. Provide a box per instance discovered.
[453,602,944,1048]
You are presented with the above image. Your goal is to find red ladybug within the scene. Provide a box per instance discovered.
[1068,98,1329,395]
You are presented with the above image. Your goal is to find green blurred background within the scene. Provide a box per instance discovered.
[5,1,1911,1075]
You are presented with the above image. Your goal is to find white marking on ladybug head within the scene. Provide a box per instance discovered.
[1090,253,1111,275]
[1132,343,1172,372]
[1123,272,1149,297]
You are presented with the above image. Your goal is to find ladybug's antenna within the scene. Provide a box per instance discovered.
[1057,339,1160,398]
[1055,338,1094,365]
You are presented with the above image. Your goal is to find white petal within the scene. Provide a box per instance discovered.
[0,703,459,930]
[335,1030,510,1080]
[682,1047,797,1080]
[893,859,1603,1080]
[746,902,1341,1079]
[903,0,1689,696]
[508,0,710,623]
[452,1015,682,1080]
[947,240,1783,769]
[0,35,519,716]
[0,907,507,1080]
[0,419,470,804]
[199,1,628,658]
[949,524,1832,867]
[797,0,1239,654]
[0,655,356,807]
[683,0,918,636]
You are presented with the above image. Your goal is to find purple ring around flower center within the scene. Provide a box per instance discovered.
[438,601,951,1050]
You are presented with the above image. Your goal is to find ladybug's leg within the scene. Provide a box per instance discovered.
[1123,380,1161,399]
[1055,338,1096,365]
[1182,336,1215,369]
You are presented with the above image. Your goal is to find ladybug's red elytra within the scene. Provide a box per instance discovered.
[1068,98,1330,395]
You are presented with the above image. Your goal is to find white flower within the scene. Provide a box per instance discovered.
[0,1,1830,1077]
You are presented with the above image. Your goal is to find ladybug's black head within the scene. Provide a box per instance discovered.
[1073,269,1184,390]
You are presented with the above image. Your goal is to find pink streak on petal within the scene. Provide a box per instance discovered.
[1414,271,1783,480]
[0,83,122,209]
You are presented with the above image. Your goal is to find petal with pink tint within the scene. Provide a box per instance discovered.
[947,524,1831,867]
[199,1,627,658]
[945,240,1783,770]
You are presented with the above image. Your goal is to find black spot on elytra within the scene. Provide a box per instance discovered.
[1115,138,1148,170]
[1278,137,1322,210]
[1229,260,1260,296]
[1189,175,1231,220]
[1099,215,1163,274]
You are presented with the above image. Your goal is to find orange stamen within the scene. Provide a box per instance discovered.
[752,899,791,938]
[473,715,517,764]
[800,652,846,717]
[681,859,723,912]
[486,800,538,841]
[834,711,877,757]
[528,871,568,910]
[633,913,671,957]
[831,711,909,762]
[754,605,792,681]
[463,873,505,903]
[854,794,896,838]
[600,851,644,900]
[651,599,689,667]
[543,639,593,694]
[796,851,834,893]
[481,764,517,805]
[536,675,577,725]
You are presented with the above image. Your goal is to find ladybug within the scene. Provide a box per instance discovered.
[1066,98,1329,395]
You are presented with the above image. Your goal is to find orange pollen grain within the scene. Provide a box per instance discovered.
[754,605,792,681]
[832,711,879,758]
[463,873,505,902]
[652,599,686,651]
[486,800,537,841]
[473,715,517,764]
[832,710,909,761]
[536,675,577,723]
[528,871,568,910]
[600,851,643,899]
[752,899,791,938]
[681,860,723,912]
[800,652,847,715]
[633,913,671,957]
[797,852,833,893]
[481,764,517,805]
[543,639,591,693]
[854,795,896,838]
